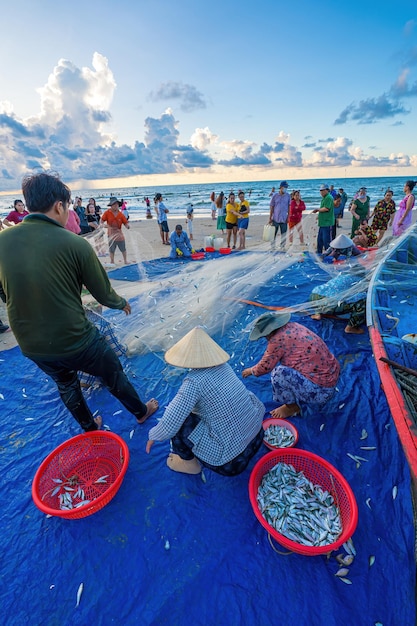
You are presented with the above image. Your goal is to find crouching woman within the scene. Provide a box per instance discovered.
[146,327,265,475]
[242,312,340,419]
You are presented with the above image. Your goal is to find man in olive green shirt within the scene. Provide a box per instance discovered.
[0,173,158,431]
[312,184,335,253]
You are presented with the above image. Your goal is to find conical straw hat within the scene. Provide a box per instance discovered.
[330,234,353,249]
[165,327,230,368]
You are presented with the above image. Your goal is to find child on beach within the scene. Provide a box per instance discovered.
[155,193,170,244]
[101,196,130,264]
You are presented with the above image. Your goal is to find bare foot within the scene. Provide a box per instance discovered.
[311,313,322,320]
[94,415,103,429]
[270,403,300,419]
[345,325,365,334]
[136,398,159,424]
[167,453,201,475]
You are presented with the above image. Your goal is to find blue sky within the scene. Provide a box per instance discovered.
[0,0,416,190]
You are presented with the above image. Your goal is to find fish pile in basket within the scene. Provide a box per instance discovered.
[264,424,296,448]
[257,462,342,547]
[43,474,108,510]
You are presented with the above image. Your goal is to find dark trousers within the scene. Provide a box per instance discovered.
[171,413,264,476]
[31,329,147,431]
[317,226,332,254]
[272,221,288,247]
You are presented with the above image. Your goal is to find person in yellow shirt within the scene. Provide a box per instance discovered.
[237,191,250,250]
[225,192,239,248]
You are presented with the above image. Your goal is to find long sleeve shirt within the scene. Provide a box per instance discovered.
[251,322,340,388]
[170,230,192,254]
[149,363,265,465]
[0,214,126,358]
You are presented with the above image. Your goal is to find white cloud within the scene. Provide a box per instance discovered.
[190,127,218,151]
[0,54,416,189]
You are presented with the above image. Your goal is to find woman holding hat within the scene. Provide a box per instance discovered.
[242,313,340,419]
[146,327,265,476]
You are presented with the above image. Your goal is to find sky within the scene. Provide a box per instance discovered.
[0,0,417,191]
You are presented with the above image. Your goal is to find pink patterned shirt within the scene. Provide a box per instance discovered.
[252,321,340,387]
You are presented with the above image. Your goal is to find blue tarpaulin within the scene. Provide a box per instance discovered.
[0,252,414,625]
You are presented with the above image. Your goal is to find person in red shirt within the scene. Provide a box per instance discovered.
[3,199,29,226]
[101,197,130,264]
[288,190,305,245]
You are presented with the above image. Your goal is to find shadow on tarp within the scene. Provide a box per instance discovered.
[0,253,414,625]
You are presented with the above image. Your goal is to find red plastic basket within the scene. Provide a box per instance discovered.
[32,431,129,519]
[249,449,358,555]
[219,248,231,255]
[262,418,298,450]
[191,252,205,260]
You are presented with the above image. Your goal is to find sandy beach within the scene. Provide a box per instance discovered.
[0,208,414,353]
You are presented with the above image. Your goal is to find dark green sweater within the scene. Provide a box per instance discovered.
[0,214,127,358]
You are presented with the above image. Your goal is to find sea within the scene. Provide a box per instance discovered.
[0,175,411,220]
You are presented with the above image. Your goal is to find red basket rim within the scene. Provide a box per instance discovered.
[32,431,129,519]
[248,448,358,555]
[262,418,298,449]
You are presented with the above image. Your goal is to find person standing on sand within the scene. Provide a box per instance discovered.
[312,184,334,253]
[337,188,348,227]
[154,192,170,244]
[350,187,370,238]
[269,181,290,249]
[288,190,305,245]
[225,192,239,249]
[210,192,217,220]
[216,192,226,233]
[237,190,250,250]
[0,172,158,432]
[100,197,130,264]
[392,180,416,237]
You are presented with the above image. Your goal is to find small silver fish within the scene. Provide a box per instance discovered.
[0,393,4,400]
[338,403,345,409]
[113,410,122,416]
[25,417,34,421]
[369,555,375,567]
[366,498,372,509]
[339,577,352,585]
[129,429,135,440]
[360,429,368,440]
[95,475,109,484]
[201,471,207,484]
[360,446,376,451]
[320,424,325,432]
[335,567,350,577]
[75,582,84,608]
[164,540,170,551]
[392,485,398,500]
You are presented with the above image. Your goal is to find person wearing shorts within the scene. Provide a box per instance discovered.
[100,197,130,264]
[237,191,250,250]
[225,192,239,248]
